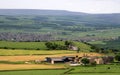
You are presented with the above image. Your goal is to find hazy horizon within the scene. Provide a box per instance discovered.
[0,0,120,14]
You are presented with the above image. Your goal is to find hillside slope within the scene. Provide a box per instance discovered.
[0,41,92,52]
[0,9,120,41]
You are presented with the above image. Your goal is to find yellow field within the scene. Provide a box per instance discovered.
[0,64,65,71]
[0,53,103,62]
[0,49,75,56]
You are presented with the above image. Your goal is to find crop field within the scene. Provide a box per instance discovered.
[0,50,103,61]
[0,64,65,71]
[0,49,75,56]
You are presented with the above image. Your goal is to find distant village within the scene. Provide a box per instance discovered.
[0,32,117,42]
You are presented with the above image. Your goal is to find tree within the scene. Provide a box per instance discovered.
[81,58,90,65]
[45,42,52,49]
[115,53,120,62]
[65,41,74,47]
[77,47,80,53]
[45,42,67,50]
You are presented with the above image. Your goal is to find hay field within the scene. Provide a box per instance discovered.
[0,49,75,56]
[0,64,65,71]
[0,53,103,62]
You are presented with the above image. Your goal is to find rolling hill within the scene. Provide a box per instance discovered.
[0,9,120,41]
[0,9,87,15]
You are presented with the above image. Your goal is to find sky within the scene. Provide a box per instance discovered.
[0,0,120,14]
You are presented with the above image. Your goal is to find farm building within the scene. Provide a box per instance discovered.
[45,56,75,64]
[86,56,104,64]
[45,55,114,65]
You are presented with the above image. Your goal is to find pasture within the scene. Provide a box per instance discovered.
[88,39,120,50]
[70,65,120,73]
[66,64,120,75]
[0,41,47,50]
[67,73,120,75]
[0,69,67,75]
[0,41,92,52]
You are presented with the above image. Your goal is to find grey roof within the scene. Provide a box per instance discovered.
[46,57,64,61]
[46,56,75,61]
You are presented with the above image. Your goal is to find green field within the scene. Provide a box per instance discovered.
[0,41,92,52]
[0,41,47,50]
[0,15,120,40]
[88,38,120,50]
[0,49,75,56]
[67,64,120,75]
[0,69,66,75]
[67,73,120,75]
[70,65,120,73]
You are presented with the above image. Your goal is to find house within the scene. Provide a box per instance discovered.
[102,56,114,64]
[94,58,104,64]
[69,45,78,50]
[46,57,64,64]
[87,56,104,64]
[45,56,75,64]
[88,56,114,64]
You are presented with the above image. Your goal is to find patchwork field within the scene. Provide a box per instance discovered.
[0,49,118,75]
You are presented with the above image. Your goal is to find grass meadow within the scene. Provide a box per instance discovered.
[67,73,120,75]
[0,41,91,52]
[70,65,120,73]
[0,41,47,50]
[0,69,67,75]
